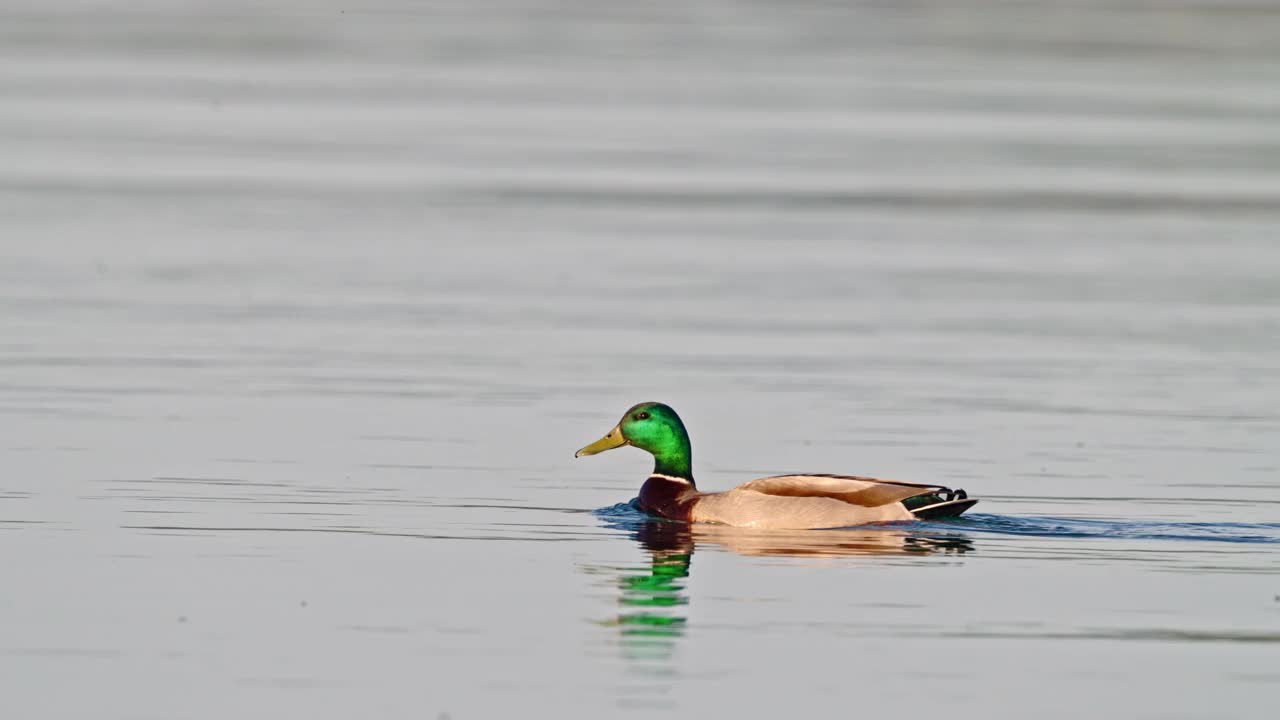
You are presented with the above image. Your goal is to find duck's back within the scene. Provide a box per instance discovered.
[690,474,949,530]
[691,474,962,530]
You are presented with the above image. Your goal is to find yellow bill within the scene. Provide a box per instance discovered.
[575,424,628,457]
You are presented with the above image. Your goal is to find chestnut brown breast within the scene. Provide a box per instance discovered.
[637,475,697,521]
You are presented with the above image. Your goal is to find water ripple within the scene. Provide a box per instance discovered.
[938,513,1280,545]
[601,502,1280,546]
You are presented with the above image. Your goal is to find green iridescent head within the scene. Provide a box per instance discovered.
[575,402,694,481]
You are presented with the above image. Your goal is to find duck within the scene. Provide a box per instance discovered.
[576,401,978,530]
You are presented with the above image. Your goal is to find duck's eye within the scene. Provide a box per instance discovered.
[635,411,650,421]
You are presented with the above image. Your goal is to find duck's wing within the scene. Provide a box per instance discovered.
[735,474,951,509]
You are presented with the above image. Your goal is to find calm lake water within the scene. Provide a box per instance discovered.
[3,1,1279,718]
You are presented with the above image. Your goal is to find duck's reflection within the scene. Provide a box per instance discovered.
[633,520,976,559]
[613,522,691,661]
[604,518,974,666]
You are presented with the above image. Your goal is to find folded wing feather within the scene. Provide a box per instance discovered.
[736,474,944,509]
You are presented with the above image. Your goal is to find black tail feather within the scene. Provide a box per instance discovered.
[912,497,979,520]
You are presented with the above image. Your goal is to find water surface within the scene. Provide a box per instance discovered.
[2,1,1279,718]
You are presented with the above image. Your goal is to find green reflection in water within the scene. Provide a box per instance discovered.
[619,554,690,632]
[604,517,976,667]
[614,521,693,659]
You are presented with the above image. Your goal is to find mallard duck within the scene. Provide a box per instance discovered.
[576,402,978,530]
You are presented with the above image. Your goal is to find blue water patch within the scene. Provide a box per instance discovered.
[596,499,647,520]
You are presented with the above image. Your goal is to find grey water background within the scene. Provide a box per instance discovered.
[3,0,1280,717]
